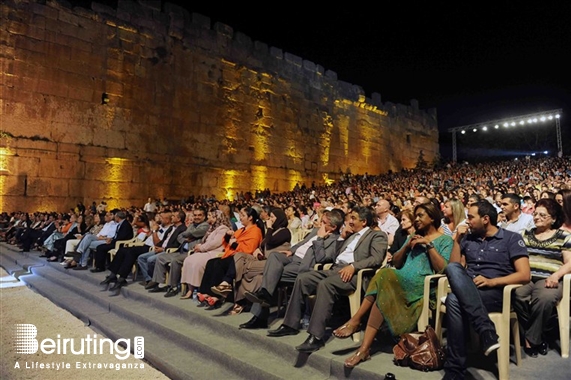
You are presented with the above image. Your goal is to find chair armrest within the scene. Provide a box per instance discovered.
[562,273,570,304]
[114,238,136,250]
[355,267,375,290]
[314,263,323,270]
[165,248,178,253]
[418,274,446,330]
[502,284,523,315]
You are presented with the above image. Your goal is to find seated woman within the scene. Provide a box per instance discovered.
[332,202,453,368]
[514,198,571,357]
[198,206,264,309]
[179,209,233,299]
[50,214,88,262]
[439,198,467,240]
[43,214,76,256]
[62,213,105,269]
[226,208,291,315]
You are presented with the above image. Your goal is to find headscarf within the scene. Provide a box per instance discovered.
[270,208,288,230]
[202,210,231,242]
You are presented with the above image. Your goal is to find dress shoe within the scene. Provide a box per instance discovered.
[524,346,539,358]
[245,289,272,308]
[267,324,299,337]
[100,275,117,285]
[239,316,268,329]
[90,268,105,273]
[538,342,548,355]
[72,265,88,271]
[295,334,324,353]
[149,285,168,293]
[144,281,158,290]
[109,279,128,291]
[139,280,149,286]
[164,287,180,298]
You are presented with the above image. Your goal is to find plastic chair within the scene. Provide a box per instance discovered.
[435,277,522,380]
[557,273,570,358]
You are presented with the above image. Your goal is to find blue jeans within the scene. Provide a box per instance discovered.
[137,251,158,281]
[443,262,503,378]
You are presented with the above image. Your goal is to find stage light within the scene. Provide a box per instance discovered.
[544,151,548,154]
[511,122,516,126]
[532,153,536,156]
[540,116,546,122]
[495,125,499,129]
[461,130,466,134]
[503,123,509,127]
[533,118,538,122]
[473,128,477,132]
[528,119,533,124]
[548,115,554,120]
[556,114,560,118]
[482,126,488,131]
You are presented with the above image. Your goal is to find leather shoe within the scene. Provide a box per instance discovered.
[90,268,105,273]
[267,324,299,337]
[240,316,268,329]
[245,289,272,308]
[295,334,324,353]
[538,342,548,356]
[109,279,127,291]
[72,265,88,271]
[149,285,168,293]
[100,275,117,285]
[144,281,158,290]
[164,287,180,298]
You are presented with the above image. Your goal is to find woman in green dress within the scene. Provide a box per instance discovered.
[333,202,453,368]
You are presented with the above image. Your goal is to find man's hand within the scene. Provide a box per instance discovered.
[280,250,293,257]
[317,223,329,238]
[338,265,355,283]
[154,247,164,253]
[473,275,495,288]
[456,224,469,241]
[105,238,112,244]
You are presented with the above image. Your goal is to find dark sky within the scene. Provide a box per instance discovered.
[76,1,571,159]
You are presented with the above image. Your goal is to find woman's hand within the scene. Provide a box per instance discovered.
[410,235,429,248]
[545,274,560,288]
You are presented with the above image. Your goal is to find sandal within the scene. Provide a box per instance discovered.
[344,349,371,368]
[206,297,222,310]
[211,283,233,297]
[227,303,244,316]
[197,293,210,303]
[333,322,360,339]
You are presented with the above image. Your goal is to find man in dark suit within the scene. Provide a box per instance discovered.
[268,207,387,353]
[241,209,345,329]
[91,210,134,273]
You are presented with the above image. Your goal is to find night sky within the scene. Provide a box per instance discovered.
[74,1,571,159]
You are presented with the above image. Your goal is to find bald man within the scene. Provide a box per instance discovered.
[374,199,399,246]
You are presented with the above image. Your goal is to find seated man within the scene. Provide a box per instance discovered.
[146,210,200,295]
[267,207,387,353]
[137,211,173,286]
[443,200,530,380]
[74,211,117,269]
[91,210,134,272]
[241,209,344,329]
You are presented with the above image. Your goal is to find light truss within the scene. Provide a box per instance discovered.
[448,109,563,162]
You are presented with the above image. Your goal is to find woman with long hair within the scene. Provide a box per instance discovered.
[332,203,453,368]
[439,198,467,240]
[556,189,571,232]
[198,206,264,309]
[514,198,571,357]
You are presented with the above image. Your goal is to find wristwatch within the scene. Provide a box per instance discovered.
[426,241,434,250]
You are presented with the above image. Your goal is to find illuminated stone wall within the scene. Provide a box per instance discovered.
[0,0,438,211]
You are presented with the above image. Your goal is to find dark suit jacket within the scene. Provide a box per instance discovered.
[165,224,187,250]
[111,220,134,245]
[295,229,341,273]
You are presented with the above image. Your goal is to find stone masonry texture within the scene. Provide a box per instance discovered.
[0,0,438,211]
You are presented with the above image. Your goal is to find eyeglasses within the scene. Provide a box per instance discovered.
[532,212,551,219]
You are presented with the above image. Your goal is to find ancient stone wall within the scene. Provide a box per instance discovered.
[0,0,438,211]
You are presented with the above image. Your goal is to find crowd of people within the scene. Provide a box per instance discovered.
[1,155,570,379]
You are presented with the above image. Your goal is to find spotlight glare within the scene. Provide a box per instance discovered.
[519,121,525,125]
[533,118,538,122]
[540,116,546,121]
[544,151,548,154]
[461,130,466,134]
[532,153,536,156]
[495,125,499,129]
[482,126,488,131]
[503,123,509,127]
[473,128,477,132]
[548,115,554,120]
[556,114,560,118]
[511,122,516,126]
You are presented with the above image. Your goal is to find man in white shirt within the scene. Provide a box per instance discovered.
[375,199,399,246]
[75,211,117,267]
[499,193,535,234]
